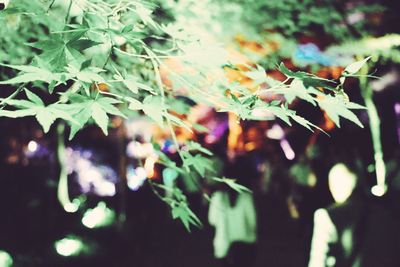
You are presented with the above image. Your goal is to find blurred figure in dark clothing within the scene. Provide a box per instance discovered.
[309,163,400,267]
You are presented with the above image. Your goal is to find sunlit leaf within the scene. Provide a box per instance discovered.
[91,102,109,135]
[36,108,56,133]
[24,89,44,106]
[211,177,252,193]
[142,96,164,126]
[344,57,371,75]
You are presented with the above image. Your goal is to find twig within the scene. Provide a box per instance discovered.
[144,45,190,171]
[0,83,26,109]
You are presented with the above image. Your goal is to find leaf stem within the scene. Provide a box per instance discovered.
[144,46,189,171]
[65,0,73,24]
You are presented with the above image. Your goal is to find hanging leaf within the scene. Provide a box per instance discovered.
[344,56,371,75]
[211,177,252,193]
[91,102,109,135]
[244,65,267,85]
[171,201,202,231]
[142,96,164,126]
[183,153,214,177]
[0,64,63,85]
[127,97,143,110]
[317,95,364,128]
[24,89,44,106]
[279,62,336,89]
[268,78,316,105]
[123,75,139,94]
[36,108,56,133]
[68,106,92,140]
[186,141,213,156]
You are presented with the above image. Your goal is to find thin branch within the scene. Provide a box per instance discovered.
[65,0,73,24]
[114,47,182,59]
[144,46,190,171]
[46,0,57,13]
[0,83,26,110]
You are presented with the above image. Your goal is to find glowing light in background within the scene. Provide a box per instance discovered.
[66,148,117,197]
[82,202,116,229]
[63,198,81,213]
[394,102,400,114]
[144,156,157,178]
[27,140,38,153]
[0,250,13,267]
[280,139,295,160]
[395,103,400,144]
[371,184,387,197]
[328,164,357,203]
[370,70,398,92]
[266,124,295,160]
[164,140,177,154]
[124,118,154,143]
[77,164,116,197]
[126,141,154,159]
[24,139,50,159]
[266,124,285,140]
[127,166,147,191]
[54,236,86,257]
[294,43,334,66]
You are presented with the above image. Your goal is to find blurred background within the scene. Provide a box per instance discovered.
[1,0,400,266]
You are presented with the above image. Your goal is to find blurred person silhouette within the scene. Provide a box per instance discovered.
[308,162,400,267]
[208,155,258,267]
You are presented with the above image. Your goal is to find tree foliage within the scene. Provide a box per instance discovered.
[0,0,369,230]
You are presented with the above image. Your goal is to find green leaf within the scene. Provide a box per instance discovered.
[66,65,105,83]
[142,96,164,126]
[80,59,92,71]
[36,108,56,133]
[164,113,192,132]
[186,141,213,156]
[183,153,214,177]
[0,73,44,84]
[29,37,67,71]
[192,123,209,133]
[48,104,81,125]
[91,102,109,135]
[344,57,371,75]
[68,39,101,51]
[68,107,92,140]
[0,99,36,109]
[127,97,143,110]
[137,82,156,94]
[0,7,24,17]
[267,106,292,125]
[123,76,139,94]
[346,102,367,110]
[317,95,364,128]
[268,79,316,105]
[0,109,36,118]
[287,112,324,132]
[171,201,202,231]
[121,24,134,34]
[136,4,157,28]
[25,89,44,106]
[0,64,61,85]
[244,65,267,85]
[279,63,336,89]
[29,39,65,51]
[212,177,252,193]
[77,71,104,83]
[0,63,47,73]
[97,97,126,118]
